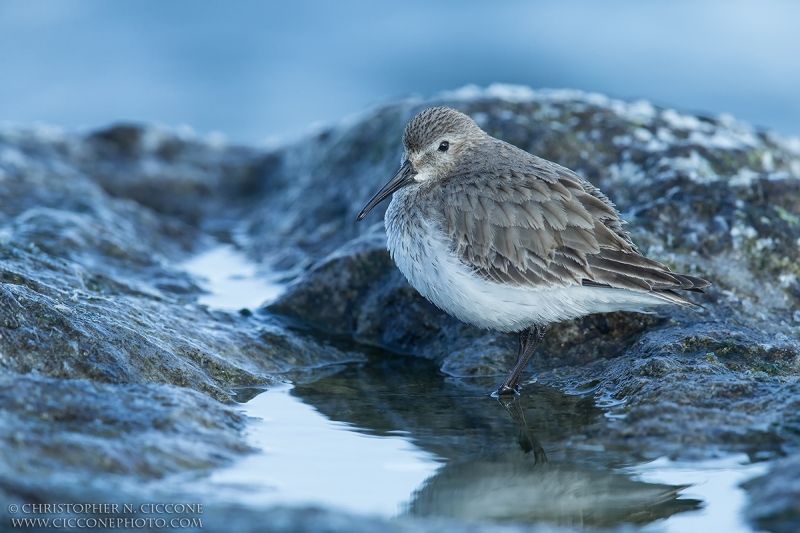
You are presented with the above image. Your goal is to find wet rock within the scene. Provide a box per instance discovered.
[78,123,272,226]
[0,121,364,523]
[536,327,799,460]
[743,453,800,533]
[0,373,250,483]
[0,122,364,395]
[0,239,358,402]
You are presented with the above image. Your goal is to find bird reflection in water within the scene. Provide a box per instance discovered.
[408,393,701,527]
[284,355,701,527]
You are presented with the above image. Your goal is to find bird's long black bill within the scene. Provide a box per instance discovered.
[356,160,417,221]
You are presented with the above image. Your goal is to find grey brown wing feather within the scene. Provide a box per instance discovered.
[438,156,710,305]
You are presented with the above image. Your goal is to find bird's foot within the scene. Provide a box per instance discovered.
[491,384,520,397]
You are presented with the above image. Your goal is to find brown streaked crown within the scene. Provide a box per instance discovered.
[402,107,482,153]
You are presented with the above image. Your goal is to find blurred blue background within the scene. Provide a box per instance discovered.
[1,0,798,144]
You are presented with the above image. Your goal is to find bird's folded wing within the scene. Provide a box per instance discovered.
[438,162,709,297]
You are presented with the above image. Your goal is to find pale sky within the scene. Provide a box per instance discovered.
[1,0,798,144]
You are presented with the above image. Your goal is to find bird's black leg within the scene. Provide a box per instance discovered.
[494,325,546,396]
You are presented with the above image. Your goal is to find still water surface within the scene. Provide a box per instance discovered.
[208,382,440,516]
[186,245,769,531]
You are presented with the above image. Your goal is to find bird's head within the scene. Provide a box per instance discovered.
[357,107,484,221]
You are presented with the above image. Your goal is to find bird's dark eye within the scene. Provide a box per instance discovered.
[438,141,449,152]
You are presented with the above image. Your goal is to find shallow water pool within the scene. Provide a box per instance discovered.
[200,355,766,531]
[185,245,771,531]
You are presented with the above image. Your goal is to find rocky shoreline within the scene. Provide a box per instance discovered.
[1,85,799,532]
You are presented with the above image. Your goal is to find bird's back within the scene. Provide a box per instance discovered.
[421,138,709,307]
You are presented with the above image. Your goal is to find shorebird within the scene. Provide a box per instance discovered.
[356,107,709,396]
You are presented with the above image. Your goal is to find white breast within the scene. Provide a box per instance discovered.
[384,191,668,332]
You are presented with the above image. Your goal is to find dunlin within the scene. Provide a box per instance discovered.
[357,107,709,396]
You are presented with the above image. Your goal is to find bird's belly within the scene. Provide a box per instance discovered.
[385,200,666,332]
